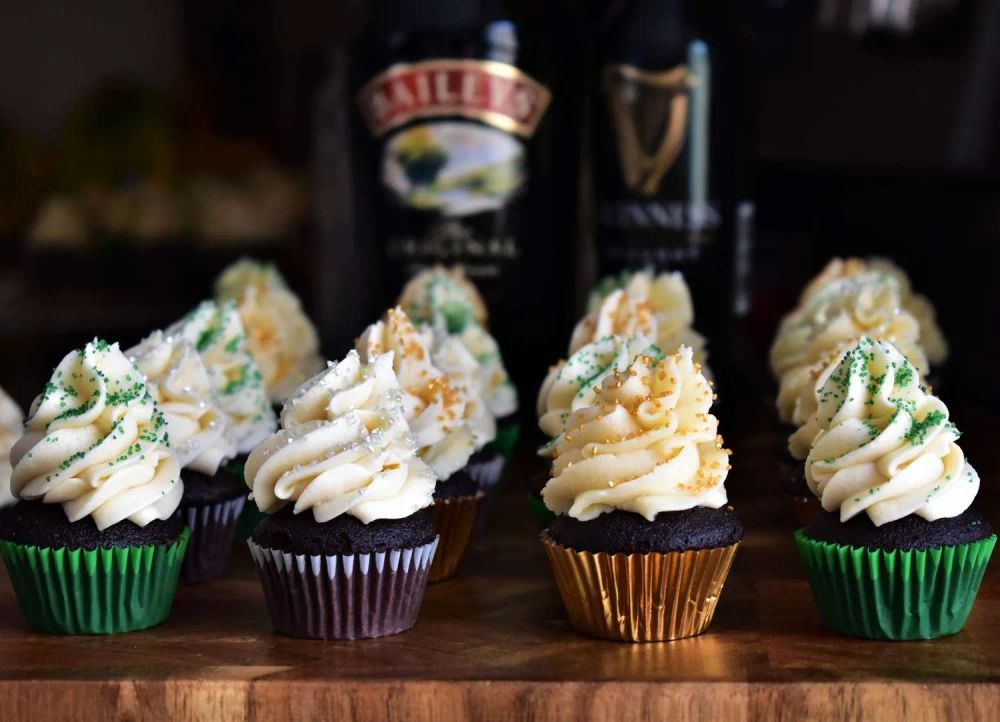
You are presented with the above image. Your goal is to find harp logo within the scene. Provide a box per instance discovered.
[602,42,710,199]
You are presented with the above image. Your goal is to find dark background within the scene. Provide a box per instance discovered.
[1,0,999,419]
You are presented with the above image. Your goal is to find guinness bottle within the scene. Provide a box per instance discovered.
[350,0,572,396]
[591,0,756,338]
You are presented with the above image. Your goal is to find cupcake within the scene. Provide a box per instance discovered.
[532,333,658,527]
[167,300,277,536]
[425,324,501,487]
[397,266,519,477]
[771,269,930,522]
[127,331,241,583]
[540,347,742,642]
[0,386,23,509]
[215,258,325,404]
[0,339,188,634]
[357,308,484,581]
[795,337,994,640]
[573,269,708,369]
[799,257,948,368]
[397,264,488,334]
[245,350,438,639]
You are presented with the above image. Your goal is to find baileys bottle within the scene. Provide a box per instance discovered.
[351,0,573,397]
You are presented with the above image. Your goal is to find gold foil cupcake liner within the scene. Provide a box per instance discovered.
[428,492,484,583]
[541,535,740,642]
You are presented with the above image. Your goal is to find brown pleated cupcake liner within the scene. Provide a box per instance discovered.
[178,496,246,584]
[248,536,438,640]
[541,534,740,642]
[428,492,484,583]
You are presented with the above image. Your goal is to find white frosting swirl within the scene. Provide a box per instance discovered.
[799,257,948,366]
[0,387,23,509]
[357,308,476,481]
[10,340,182,529]
[127,331,235,474]
[803,337,977,526]
[215,258,325,403]
[427,325,496,449]
[167,301,276,454]
[574,270,709,368]
[457,322,518,418]
[397,265,488,333]
[770,271,929,382]
[537,334,656,439]
[542,346,730,521]
[245,351,436,523]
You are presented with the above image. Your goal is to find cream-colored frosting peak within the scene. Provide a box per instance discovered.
[457,322,518,418]
[803,337,977,526]
[245,351,436,524]
[537,334,657,439]
[357,308,476,481]
[215,258,325,403]
[426,325,496,449]
[799,257,948,366]
[127,332,235,475]
[10,340,182,529]
[0,387,23,509]
[542,346,730,521]
[167,301,276,454]
[574,270,708,367]
[587,269,694,328]
[770,271,929,383]
[397,265,488,333]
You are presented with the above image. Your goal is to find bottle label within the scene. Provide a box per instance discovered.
[358,59,550,139]
[381,121,526,217]
[598,41,719,264]
[358,59,550,278]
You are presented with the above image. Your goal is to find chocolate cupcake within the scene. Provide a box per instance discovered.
[772,265,932,524]
[397,264,488,336]
[540,347,741,642]
[128,331,243,583]
[357,308,488,582]
[795,338,994,640]
[215,258,325,404]
[798,257,948,370]
[423,320,505,490]
[245,350,438,640]
[397,266,519,486]
[0,340,188,634]
[167,301,277,552]
[534,333,658,528]
[574,269,710,373]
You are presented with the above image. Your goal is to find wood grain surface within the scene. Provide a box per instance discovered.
[1,415,998,721]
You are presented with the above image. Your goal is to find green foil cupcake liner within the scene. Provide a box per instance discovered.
[0,528,190,635]
[794,529,996,640]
